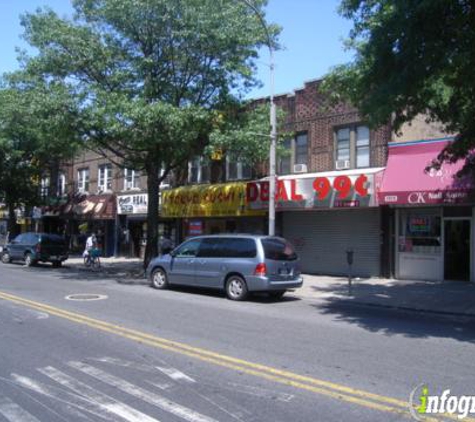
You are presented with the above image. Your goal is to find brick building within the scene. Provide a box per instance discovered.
[46,76,471,280]
[243,80,391,277]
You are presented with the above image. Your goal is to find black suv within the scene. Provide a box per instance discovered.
[1,232,69,267]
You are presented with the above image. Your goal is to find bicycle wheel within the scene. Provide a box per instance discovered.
[91,256,101,270]
[84,256,91,267]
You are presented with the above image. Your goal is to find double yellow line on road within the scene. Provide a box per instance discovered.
[0,290,469,421]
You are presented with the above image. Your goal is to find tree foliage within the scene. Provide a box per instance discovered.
[324,0,475,168]
[20,0,280,266]
[0,76,81,234]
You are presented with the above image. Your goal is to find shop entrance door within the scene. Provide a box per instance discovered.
[444,219,471,281]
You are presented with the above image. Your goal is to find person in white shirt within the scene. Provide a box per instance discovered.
[83,233,97,258]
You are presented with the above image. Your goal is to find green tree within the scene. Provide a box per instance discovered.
[324,0,475,168]
[0,77,81,235]
[8,73,82,198]
[0,87,41,235]
[20,0,280,266]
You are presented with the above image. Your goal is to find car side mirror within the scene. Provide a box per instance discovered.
[169,250,176,258]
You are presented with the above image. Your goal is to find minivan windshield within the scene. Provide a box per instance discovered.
[261,238,298,261]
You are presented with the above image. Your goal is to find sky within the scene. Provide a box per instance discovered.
[0,0,354,99]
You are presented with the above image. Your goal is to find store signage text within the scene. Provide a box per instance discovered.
[166,190,236,205]
[381,190,471,205]
[161,183,265,218]
[188,220,203,235]
[118,194,148,214]
[246,174,372,210]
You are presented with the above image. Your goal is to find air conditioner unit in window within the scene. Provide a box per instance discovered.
[293,164,308,173]
[335,160,350,170]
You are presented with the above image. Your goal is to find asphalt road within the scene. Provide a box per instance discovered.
[0,261,474,421]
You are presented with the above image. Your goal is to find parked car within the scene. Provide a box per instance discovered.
[146,234,303,300]
[1,232,69,267]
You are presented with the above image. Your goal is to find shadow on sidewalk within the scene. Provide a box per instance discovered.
[309,280,475,343]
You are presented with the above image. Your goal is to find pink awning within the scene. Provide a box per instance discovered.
[378,140,474,205]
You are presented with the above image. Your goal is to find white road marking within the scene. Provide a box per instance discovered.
[92,356,153,371]
[38,366,160,422]
[190,392,250,422]
[224,382,294,402]
[33,311,49,320]
[0,396,41,422]
[147,381,175,391]
[94,357,196,383]
[69,361,219,422]
[12,374,117,421]
[155,366,196,383]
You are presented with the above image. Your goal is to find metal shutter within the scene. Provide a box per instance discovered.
[283,209,381,277]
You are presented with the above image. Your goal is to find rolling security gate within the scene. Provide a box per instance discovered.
[283,209,381,277]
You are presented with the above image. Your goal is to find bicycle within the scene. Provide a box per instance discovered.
[84,247,101,270]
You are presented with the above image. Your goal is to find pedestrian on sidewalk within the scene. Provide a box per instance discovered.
[160,235,174,256]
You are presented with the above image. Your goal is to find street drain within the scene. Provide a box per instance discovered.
[65,294,108,301]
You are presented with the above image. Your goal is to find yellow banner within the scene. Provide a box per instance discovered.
[161,183,266,218]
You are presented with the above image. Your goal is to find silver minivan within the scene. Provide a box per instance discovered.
[146,234,303,300]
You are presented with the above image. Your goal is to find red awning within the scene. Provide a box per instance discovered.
[63,194,116,219]
[378,140,474,205]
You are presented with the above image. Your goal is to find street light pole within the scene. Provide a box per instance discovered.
[268,50,277,236]
[239,0,277,236]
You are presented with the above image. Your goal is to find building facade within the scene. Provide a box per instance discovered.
[162,79,392,277]
[379,117,474,282]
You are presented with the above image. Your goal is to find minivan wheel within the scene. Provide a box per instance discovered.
[225,275,248,301]
[52,261,62,268]
[1,252,11,264]
[24,253,35,267]
[151,268,168,289]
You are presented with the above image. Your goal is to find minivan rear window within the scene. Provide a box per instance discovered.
[40,235,66,245]
[261,238,297,261]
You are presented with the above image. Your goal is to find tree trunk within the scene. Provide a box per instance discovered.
[7,202,18,240]
[49,162,59,199]
[144,159,160,269]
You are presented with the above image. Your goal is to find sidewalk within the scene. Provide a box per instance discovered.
[300,274,475,318]
[66,256,475,317]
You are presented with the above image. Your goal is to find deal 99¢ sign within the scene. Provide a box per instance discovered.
[246,174,376,210]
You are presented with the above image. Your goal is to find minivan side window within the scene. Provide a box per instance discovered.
[261,238,298,261]
[14,234,25,244]
[197,237,257,258]
[196,238,221,258]
[25,234,39,244]
[222,238,257,258]
[174,239,202,257]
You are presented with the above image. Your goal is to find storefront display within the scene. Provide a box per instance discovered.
[247,168,385,276]
[62,193,117,256]
[380,140,475,281]
[161,183,266,240]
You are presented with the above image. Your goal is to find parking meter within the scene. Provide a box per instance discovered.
[346,249,354,294]
[346,249,354,266]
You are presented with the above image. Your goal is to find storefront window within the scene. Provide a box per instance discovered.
[398,210,441,254]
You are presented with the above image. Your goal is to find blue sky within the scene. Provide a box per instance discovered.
[0,0,353,99]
